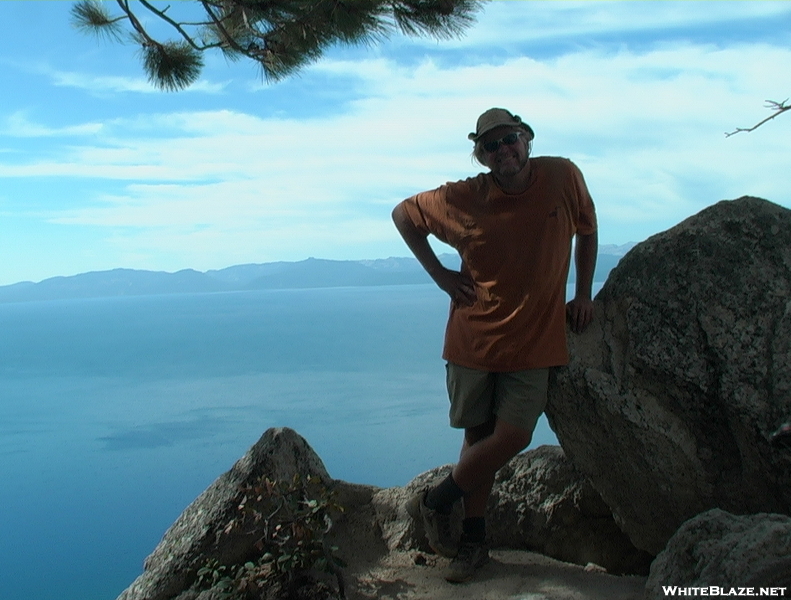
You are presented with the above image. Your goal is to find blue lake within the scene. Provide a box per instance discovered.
[0,284,569,600]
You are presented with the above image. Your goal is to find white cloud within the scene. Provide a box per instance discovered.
[2,111,104,137]
[49,68,228,95]
[2,18,790,282]
[410,1,791,48]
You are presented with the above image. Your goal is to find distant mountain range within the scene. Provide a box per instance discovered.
[0,244,636,303]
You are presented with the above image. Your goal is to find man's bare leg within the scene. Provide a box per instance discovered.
[458,419,495,519]
[452,417,533,504]
[440,417,533,582]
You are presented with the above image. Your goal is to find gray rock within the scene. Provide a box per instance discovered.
[487,446,652,575]
[372,445,651,574]
[371,464,461,555]
[644,508,791,598]
[116,427,331,600]
[546,196,791,555]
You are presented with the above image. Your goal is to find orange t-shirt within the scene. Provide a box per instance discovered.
[399,157,597,371]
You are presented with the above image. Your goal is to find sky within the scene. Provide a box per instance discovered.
[0,1,790,286]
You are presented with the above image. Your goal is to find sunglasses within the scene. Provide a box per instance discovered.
[482,131,522,153]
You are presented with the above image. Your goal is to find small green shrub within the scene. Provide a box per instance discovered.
[195,558,232,589]
[195,474,345,599]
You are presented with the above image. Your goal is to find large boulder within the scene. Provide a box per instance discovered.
[372,445,651,574]
[117,428,332,600]
[487,445,652,575]
[644,508,791,598]
[546,196,791,555]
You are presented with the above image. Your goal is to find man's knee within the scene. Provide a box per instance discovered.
[465,418,496,445]
[510,429,533,453]
[494,419,533,454]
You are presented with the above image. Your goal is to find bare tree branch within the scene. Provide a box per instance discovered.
[115,0,155,45]
[725,99,790,137]
[138,0,207,50]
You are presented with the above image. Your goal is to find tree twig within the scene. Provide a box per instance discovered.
[115,0,157,45]
[199,1,252,56]
[725,99,790,137]
[138,0,206,49]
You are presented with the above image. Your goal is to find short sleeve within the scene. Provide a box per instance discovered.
[570,162,597,236]
[398,188,450,243]
[396,177,485,248]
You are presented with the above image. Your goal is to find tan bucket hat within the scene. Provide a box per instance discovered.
[468,108,535,142]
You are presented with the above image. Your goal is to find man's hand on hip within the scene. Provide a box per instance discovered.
[433,268,477,307]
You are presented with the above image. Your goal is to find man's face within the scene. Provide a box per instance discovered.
[480,126,529,177]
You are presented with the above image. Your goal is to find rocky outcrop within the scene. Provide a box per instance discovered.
[644,508,791,598]
[118,428,332,600]
[546,196,791,555]
[370,445,651,575]
[117,431,649,600]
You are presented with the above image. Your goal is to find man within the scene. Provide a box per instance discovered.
[391,108,598,583]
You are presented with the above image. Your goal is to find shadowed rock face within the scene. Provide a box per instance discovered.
[645,508,791,598]
[487,445,653,575]
[546,196,791,555]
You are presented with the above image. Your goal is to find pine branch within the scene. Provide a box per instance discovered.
[70,0,126,41]
[72,0,487,90]
[391,0,480,39]
[138,0,205,50]
[116,0,156,45]
[139,41,204,91]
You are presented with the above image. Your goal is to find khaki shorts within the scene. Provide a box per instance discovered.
[445,363,549,432]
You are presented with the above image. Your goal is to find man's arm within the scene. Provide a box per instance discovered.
[392,202,476,306]
[566,230,598,333]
